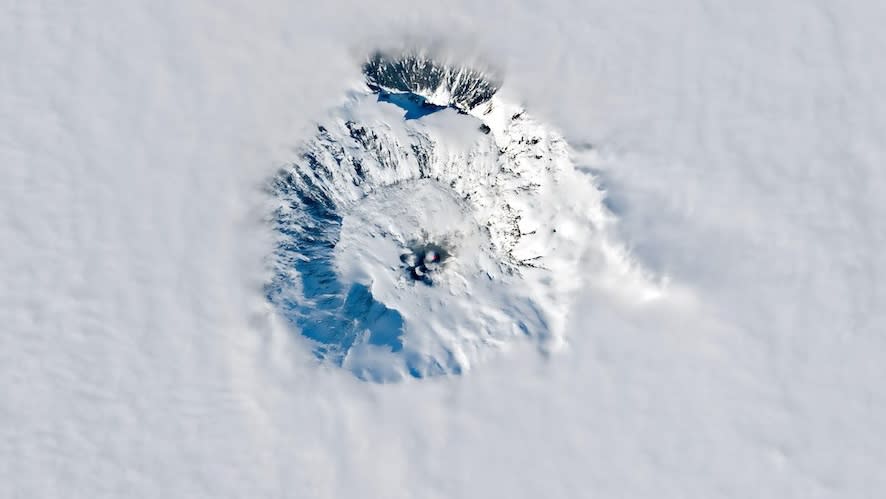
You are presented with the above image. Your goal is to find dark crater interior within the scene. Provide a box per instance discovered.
[400,241,452,285]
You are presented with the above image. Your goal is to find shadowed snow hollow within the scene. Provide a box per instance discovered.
[267,51,654,381]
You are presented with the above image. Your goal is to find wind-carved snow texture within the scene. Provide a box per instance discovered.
[267,51,655,381]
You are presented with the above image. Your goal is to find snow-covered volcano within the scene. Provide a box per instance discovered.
[267,52,653,381]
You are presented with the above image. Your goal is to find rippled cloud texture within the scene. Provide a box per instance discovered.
[3,1,885,498]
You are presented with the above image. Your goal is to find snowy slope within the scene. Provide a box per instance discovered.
[267,54,657,380]
[2,1,885,498]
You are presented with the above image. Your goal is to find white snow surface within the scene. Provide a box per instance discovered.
[3,1,886,498]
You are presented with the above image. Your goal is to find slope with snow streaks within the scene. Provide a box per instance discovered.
[363,50,500,112]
